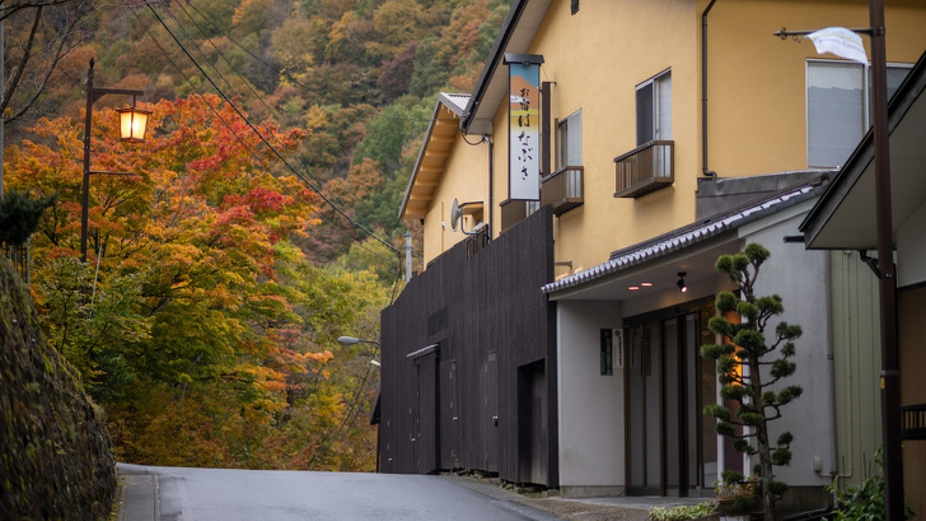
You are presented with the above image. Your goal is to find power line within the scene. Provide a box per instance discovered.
[180,0,452,125]
[170,0,279,119]
[127,4,402,279]
[134,5,402,270]
[143,0,400,255]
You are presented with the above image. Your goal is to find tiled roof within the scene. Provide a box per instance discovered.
[542,178,828,294]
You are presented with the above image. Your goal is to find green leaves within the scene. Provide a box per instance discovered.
[744,242,771,264]
[0,191,57,246]
[776,385,803,405]
[700,342,729,360]
[714,291,739,313]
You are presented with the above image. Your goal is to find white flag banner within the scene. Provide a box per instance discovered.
[806,27,868,64]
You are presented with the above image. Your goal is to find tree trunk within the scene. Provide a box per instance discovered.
[751,357,775,521]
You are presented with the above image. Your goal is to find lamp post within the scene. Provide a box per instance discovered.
[776,1,902,517]
[867,3,904,518]
[337,334,382,472]
[338,335,382,366]
[81,58,151,262]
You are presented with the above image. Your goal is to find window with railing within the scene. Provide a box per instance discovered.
[613,140,674,198]
[541,166,583,215]
[500,199,540,233]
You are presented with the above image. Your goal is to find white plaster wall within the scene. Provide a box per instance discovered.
[897,198,926,288]
[556,300,624,491]
[742,211,836,487]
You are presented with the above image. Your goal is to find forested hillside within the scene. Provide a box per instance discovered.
[7,0,508,262]
[1,0,507,470]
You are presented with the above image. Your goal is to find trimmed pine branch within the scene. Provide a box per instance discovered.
[700,243,803,521]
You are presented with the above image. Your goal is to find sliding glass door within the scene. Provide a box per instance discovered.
[625,303,717,497]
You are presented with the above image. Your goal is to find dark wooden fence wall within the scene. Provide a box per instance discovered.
[379,206,557,486]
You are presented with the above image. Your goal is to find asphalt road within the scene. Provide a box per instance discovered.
[117,463,568,521]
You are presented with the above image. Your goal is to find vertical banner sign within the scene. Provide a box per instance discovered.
[506,55,543,200]
[600,329,614,376]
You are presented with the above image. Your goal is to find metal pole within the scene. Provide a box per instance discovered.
[80,60,95,263]
[869,0,904,518]
[404,231,412,282]
[1,19,5,199]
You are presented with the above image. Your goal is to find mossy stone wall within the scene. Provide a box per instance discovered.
[1,257,117,520]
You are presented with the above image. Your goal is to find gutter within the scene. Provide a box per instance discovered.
[702,0,718,178]
[461,0,529,133]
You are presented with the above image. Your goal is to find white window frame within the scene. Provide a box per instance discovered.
[636,69,672,146]
[556,109,582,171]
[806,59,913,168]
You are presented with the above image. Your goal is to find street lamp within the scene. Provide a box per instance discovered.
[80,58,150,262]
[776,2,902,517]
[338,335,381,364]
[337,335,381,349]
[338,334,382,472]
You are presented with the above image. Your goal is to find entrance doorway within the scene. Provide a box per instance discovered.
[518,359,547,485]
[625,302,718,497]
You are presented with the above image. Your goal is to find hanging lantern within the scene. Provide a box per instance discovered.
[116,101,151,143]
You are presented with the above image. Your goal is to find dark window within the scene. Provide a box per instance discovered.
[636,70,672,146]
[636,83,654,146]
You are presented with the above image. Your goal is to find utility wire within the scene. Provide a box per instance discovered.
[170,0,279,119]
[181,0,453,124]
[143,0,400,254]
[126,7,401,280]
[149,0,454,245]
[167,2,389,237]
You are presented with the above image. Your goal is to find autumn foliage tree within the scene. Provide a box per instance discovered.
[6,94,391,470]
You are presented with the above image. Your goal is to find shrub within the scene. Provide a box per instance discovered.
[826,447,914,520]
[649,502,717,521]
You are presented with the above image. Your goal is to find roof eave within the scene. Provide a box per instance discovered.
[544,180,828,295]
[462,0,552,135]
[399,96,467,221]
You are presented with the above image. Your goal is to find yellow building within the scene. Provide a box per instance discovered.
[386,0,926,512]
[404,0,926,273]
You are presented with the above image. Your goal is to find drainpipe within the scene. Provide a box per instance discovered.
[460,131,494,238]
[487,135,494,238]
[702,0,718,178]
[824,253,839,480]
[404,231,413,282]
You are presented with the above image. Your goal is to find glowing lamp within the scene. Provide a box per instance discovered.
[116,103,151,142]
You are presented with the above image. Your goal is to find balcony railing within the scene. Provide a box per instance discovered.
[614,140,674,198]
[500,199,540,234]
[541,166,584,215]
[466,232,490,258]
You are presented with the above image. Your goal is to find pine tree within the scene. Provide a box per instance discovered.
[0,191,56,246]
[700,243,803,521]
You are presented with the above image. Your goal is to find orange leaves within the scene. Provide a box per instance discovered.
[12,91,389,471]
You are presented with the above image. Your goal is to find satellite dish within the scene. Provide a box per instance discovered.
[450,198,463,231]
